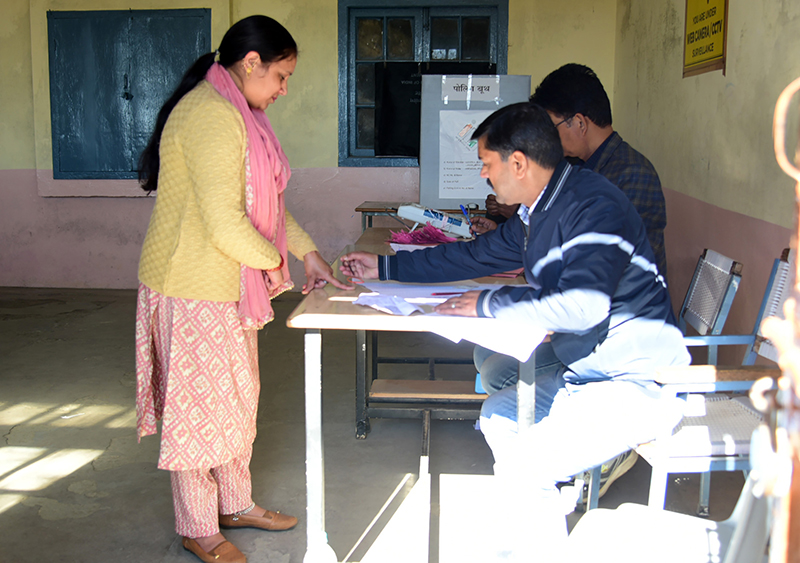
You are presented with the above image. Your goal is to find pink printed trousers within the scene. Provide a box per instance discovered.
[170,447,254,537]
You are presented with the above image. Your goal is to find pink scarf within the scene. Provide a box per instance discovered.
[206,62,293,329]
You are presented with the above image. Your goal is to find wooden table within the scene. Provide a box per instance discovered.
[286,228,534,561]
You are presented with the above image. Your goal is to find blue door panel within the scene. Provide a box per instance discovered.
[48,10,211,180]
[49,12,132,177]
[130,11,210,171]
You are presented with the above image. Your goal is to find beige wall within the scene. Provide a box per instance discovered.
[5,0,622,174]
[1,1,35,170]
[613,0,798,362]
[613,0,800,228]
[233,0,340,168]
[508,0,617,105]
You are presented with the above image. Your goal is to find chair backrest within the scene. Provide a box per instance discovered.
[744,248,793,364]
[680,249,743,336]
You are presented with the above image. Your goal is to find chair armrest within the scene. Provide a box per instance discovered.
[654,365,781,385]
[683,335,756,346]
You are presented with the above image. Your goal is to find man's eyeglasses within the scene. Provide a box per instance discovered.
[553,116,572,128]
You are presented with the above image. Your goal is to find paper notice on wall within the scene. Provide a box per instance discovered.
[438,109,495,200]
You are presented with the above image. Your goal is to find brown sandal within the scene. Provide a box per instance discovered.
[219,509,298,531]
[182,537,246,563]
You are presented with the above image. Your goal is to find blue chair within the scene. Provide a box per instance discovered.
[683,248,791,366]
[673,249,790,515]
[633,250,791,518]
[680,249,744,365]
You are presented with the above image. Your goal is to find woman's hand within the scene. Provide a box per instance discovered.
[470,216,498,235]
[265,268,285,291]
[302,251,354,294]
[339,252,379,281]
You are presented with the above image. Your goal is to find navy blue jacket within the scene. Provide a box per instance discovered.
[378,161,689,382]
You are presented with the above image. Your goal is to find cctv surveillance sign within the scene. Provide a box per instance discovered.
[683,0,727,77]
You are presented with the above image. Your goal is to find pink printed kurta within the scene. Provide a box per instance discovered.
[135,284,260,471]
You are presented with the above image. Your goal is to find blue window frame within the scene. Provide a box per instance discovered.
[47,9,211,180]
[338,0,508,167]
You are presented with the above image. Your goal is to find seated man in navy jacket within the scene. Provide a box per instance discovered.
[340,103,688,560]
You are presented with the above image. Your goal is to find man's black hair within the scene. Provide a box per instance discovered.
[529,63,612,127]
[471,102,563,170]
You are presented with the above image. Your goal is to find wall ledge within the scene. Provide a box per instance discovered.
[36,170,151,198]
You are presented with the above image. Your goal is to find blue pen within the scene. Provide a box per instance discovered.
[459,204,473,226]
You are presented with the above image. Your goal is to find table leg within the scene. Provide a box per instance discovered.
[370,330,379,381]
[584,465,602,510]
[303,329,337,562]
[355,329,370,439]
[517,348,536,432]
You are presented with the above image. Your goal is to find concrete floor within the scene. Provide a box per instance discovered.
[0,288,745,563]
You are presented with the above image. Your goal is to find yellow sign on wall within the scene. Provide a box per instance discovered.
[683,0,727,77]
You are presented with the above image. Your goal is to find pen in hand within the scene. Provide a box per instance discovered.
[459,205,473,227]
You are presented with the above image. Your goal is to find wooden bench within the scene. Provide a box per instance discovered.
[369,379,487,403]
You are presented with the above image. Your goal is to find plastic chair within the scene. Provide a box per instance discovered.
[565,424,774,563]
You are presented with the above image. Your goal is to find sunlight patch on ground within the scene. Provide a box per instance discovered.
[341,457,432,563]
[0,402,56,425]
[35,404,127,427]
[0,494,26,516]
[439,473,496,563]
[0,448,104,492]
[0,446,47,480]
[340,473,415,563]
[0,401,136,429]
[359,470,431,563]
[106,407,137,428]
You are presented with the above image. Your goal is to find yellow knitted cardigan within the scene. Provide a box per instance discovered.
[138,81,318,302]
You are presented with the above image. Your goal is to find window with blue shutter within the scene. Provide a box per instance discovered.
[338,1,508,167]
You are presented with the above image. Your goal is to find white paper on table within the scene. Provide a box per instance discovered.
[360,281,498,304]
[354,280,546,360]
[432,318,546,363]
[389,243,437,253]
[353,294,423,316]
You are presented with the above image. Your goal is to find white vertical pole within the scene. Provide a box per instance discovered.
[517,349,536,431]
[303,329,338,563]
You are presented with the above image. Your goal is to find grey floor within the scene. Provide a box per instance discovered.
[0,288,744,563]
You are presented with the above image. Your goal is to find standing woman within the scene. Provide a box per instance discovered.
[135,15,349,563]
